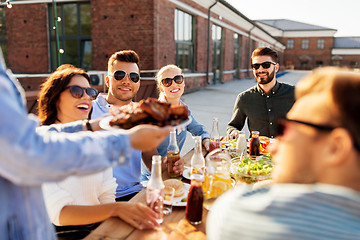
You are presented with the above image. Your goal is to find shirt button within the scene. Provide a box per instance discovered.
[268,109,271,112]
[270,122,273,125]
[271,136,274,138]
[272,92,275,94]
[267,96,270,98]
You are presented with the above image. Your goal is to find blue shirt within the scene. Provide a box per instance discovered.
[91,95,144,197]
[0,56,132,239]
[157,102,210,157]
[207,184,360,240]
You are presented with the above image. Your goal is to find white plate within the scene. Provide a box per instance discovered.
[182,168,191,180]
[164,183,190,207]
[99,115,192,133]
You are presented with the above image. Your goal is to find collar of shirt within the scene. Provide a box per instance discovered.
[96,94,112,109]
[256,81,280,96]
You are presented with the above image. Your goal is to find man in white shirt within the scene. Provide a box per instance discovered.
[207,67,360,240]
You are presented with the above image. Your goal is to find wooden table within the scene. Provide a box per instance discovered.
[84,149,208,240]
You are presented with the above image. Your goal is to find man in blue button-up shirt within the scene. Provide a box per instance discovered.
[0,50,170,239]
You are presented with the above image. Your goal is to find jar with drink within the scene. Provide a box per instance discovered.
[146,155,164,224]
[167,129,180,177]
[249,131,260,157]
[185,136,204,225]
[236,131,247,158]
[203,148,231,210]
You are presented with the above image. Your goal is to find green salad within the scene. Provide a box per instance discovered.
[231,154,273,184]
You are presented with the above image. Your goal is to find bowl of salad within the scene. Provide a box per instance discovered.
[230,154,273,184]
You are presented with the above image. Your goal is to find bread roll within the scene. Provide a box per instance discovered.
[164,179,184,197]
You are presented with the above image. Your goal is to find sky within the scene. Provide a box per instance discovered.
[225,0,360,37]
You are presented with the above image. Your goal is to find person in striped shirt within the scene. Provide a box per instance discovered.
[207,67,360,240]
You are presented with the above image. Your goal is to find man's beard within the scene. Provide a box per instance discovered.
[256,69,275,85]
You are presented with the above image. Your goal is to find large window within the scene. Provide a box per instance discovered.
[233,33,242,78]
[302,40,309,50]
[317,39,325,49]
[175,9,194,72]
[48,2,91,71]
[212,24,223,82]
[0,7,7,65]
[287,39,294,49]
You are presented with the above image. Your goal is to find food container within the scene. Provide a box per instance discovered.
[230,155,273,184]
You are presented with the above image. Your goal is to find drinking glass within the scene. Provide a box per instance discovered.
[163,186,175,215]
[203,149,232,210]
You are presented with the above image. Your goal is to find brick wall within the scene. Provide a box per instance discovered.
[281,36,333,69]
[6,4,49,73]
[91,0,156,71]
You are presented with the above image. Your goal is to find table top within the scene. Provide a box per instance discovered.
[84,148,208,240]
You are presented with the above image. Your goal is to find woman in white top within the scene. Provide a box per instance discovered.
[39,65,158,235]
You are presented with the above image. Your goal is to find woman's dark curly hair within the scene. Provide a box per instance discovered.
[38,64,91,125]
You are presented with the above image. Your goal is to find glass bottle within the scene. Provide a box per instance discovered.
[167,129,180,177]
[190,136,205,179]
[146,155,164,224]
[236,131,247,157]
[209,117,220,152]
[185,178,203,225]
[186,136,204,225]
[249,131,260,156]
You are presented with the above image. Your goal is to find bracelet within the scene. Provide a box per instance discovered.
[84,119,93,131]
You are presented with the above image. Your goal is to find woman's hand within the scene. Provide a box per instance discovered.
[113,202,159,230]
[202,138,210,151]
[163,156,185,175]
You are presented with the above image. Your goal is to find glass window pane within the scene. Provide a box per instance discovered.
[178,10,184,41]
[64,39,78,66]
[81,40,92,70]
[64,4,77,35]
[184,13,190,41]
[0,8,5,38]
[217,26,222,40]
[80,4,91,35]
[175,9,178,40]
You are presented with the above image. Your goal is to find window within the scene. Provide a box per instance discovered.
[287,40,294,49]
[175,9,194,72]
[212,24,222,78]
[233,33,242,78]
[302,40,309,50]
[315,61,323,67]
[317,39,325,49]
[350,61,358,68]
[0,7,7,65]
[233,33,242,71]
[48,2,91,71]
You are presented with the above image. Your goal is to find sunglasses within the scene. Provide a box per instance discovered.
[161,75,184,87]
[65,85,99,100]
[112,70,140,83]
[277,118,360,152]
[251,61,277,70]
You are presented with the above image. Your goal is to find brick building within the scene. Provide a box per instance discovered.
[256,19,360,70]
[0,0,283,94]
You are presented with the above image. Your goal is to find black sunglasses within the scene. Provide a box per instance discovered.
[161,75,184,87]
[65,85,99,100]
[278,118,360,152]
[112,70,140,83]
[251,61,277,70]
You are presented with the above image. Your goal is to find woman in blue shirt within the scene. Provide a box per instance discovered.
[155,64,210,156]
